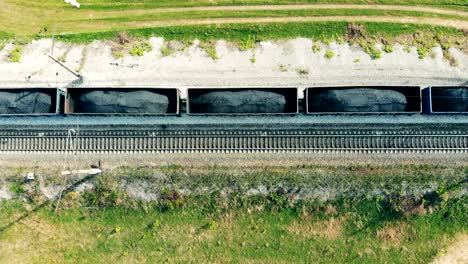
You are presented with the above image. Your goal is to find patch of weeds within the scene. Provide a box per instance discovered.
[324,50,334,59]
[346,24,382,60]
[76,47,87,73]
[295,67,309,75]
[159,188,185,211]
[443,50,458,66]
[111,226,122,234]
[111,32,132,59]
[239,35,256,51]
[403,45,412,53]
[346,23,365,40]
[9,182,25,195]
[201,220,218,231]
[267,188,291,210]
[353,58,361,63]
[58,47,72,63]
[249,55,256,63]
[7,46,23,62]
[311,43,321,53]
[417,47,428,59]
[365,45,381,59]
[200,41,219,60]
[382,45,393,53]
[279,64,288,72]
[336,37,345,45]
[129,40,152,56]
[160,46,174,57]
[81,174,124,208]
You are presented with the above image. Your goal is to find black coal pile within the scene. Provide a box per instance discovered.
[0,91,52,114]
[190,90,286,113]
[431,88,468,112]
[309,88,407,112]
[75,90,169,113]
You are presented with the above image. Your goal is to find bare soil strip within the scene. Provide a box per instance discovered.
[86,4,468,17]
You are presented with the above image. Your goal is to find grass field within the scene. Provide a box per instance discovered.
[0,0,467,44]
[0,163,467,263]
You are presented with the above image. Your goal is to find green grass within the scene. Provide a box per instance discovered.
[1,164,467,262]
[9,0,467,11]
[0,193,466,262]
[53,22,463,44]
[1,0,467,38]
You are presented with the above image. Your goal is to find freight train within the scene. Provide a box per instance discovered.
[0,86,467,116]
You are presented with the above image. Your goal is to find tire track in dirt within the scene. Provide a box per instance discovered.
[89,4,468,17]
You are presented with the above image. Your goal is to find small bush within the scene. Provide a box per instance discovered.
[346,23,365,40]
[324,50,334,59]
[382,45,393,53]
[353,58,361,63]
[8,46,23,62]
[116,32,131,45]
[311,43,321,53]
[81,175,123,208]
[9,182,25,195]
[279,64,288,72]
[403,45,412,53]
[417,47,428,59]
[443,50,458,66]
[365,46,381,59]
[239,35,256,51]
[159,188,185,211]
[295,67,309,75]
[249,56,256,63]
[160,46,173,57]
[129,41,152,57]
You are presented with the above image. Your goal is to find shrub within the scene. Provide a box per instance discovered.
[324,50,334,59]
[295,67,309,75]
[417,47,428,59]
[311,43,321,53]
[8,46,23,62]
[365,46,381,59]
[382,45,393,53]
[9,182,25,195]
[129,41,152,56]
[159,188,185,211]
[160,46,173,57]
[249,56,256,63]
[239,35,256,51]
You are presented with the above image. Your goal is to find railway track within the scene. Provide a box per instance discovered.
[1,127,467,153]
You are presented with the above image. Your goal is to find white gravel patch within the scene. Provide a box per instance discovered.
[0,38,466,96]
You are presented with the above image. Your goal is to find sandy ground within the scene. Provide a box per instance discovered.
[431,233,468,264]
[74,5,468,17]
[0,38,467,97]
[1,152,467,169]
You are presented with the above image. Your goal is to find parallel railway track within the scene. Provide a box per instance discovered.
[1,128,467,153]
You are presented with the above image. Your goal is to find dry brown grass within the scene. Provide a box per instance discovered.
[286,216,347,240]
[0,215,68,263]
[376,222,407,246]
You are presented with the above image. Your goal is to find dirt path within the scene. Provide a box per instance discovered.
[123,16,468,30]
[431,233,468,264]
[88,4,468,17]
